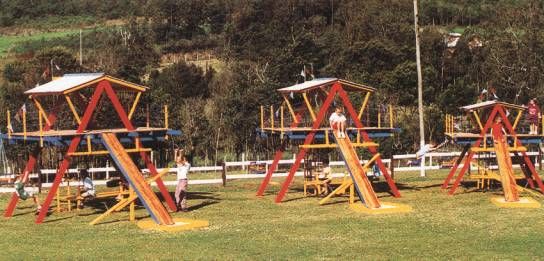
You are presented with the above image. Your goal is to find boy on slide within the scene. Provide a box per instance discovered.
[330,106,347,138]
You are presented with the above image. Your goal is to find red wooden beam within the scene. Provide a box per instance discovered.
[495,106,544,193]
[274,83,341,203]
[35,82,106,223]
[447,105,500,195]
[336,87,401,197]
[256,111,304,197]
[4,100,62,218]
[103,82,176,211]
[441,144,470,189]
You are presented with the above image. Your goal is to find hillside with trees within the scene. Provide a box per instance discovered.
[1,0,544,164]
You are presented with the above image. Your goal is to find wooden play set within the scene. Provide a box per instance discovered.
[256,78,411,214]
[2,73,208,231]
[442,100,544,207]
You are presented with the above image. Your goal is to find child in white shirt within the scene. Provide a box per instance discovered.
[329,106,347,138]
[175,149,191,212]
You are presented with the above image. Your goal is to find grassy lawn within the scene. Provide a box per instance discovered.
[0,30,81,57]
[1,170,544,260]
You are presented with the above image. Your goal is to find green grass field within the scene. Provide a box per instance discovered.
[1,170,543,260]
[0,30,81,57]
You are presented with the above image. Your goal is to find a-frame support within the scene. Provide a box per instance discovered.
[4,100,62,218]
[258,82,400,203]
[35,80,175,223]
[442,104,544,196]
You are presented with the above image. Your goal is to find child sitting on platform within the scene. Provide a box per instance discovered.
[318,159,332,196]
[329,106,347,138]
[78,168,95,208]
[13,176,41,214]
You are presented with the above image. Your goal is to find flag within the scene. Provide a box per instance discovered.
[7,122,13,133]
[41,67,50,79]
[55,64,60,70]
[14,104,26,123]
[289,92,294,99]
[300,69,306,78]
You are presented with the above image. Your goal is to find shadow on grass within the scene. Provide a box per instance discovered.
[188,200,219,211]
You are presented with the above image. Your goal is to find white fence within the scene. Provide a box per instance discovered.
[0,151,541,192]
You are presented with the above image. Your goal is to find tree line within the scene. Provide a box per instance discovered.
[2,0,544,164]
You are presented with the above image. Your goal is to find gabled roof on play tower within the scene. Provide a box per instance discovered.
[24,73,148,96]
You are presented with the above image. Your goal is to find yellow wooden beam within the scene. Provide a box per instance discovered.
[38,111,43,147]
[512,108,523,130]
[358,92,371,120]
[22,108,26,140]
[260,105,264,129]
[302,93,316,121]
[472,111,484,131]
[299,142,379,149]
[164,105,169,129]
[6,110,11,138]
[128,92,141,120]
[270,105,274,132]
[470,147,527,153]
[69,148,152,156]
[32,98,51,126]
[282,94,298,123]
[389,105,393,128]
[65,95,81,124]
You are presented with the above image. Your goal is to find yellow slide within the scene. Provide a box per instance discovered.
[334,132,381,208]
[101,133,174,225]
[491,133,520,202]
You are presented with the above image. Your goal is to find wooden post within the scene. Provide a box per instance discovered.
[146,104,150,128]
[221,162,227,186]
[23,108,26,140]
[280,105,284,133]
[129,187,135,222]
[164,105,169,129]
[390,153,395,180]
[270,105,274,132]
[7,110,11,138]
[378,109,381,128]
[260,106,264,129]
[39,110,43,147]
[389,104,393,128]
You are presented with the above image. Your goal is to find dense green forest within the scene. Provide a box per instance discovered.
[1,0,544,164]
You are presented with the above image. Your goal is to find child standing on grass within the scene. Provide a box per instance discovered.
[330,106,347,138]
[175,148,190,212]
[13,176,41,214]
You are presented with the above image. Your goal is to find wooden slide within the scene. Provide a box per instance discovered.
[333,132,381,208]
[491,131,520,202]
[101,133,174,225]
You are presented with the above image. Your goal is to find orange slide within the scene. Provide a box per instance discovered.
[334,132,381,208]
[491,131,520,202]
[101,133,174,225]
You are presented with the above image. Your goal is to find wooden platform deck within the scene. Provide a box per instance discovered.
[8,127,176,138]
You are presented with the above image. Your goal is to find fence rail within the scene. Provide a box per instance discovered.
[0,151,541,191]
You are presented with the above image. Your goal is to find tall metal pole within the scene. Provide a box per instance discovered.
[413,0,426,177]
[79,29,83,66]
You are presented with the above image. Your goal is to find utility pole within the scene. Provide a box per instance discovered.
[79,29,83,66]
[413,0,426,177]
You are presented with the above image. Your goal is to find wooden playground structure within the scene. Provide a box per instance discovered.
[2,73,208,231]
[256,78,411,213]
[442,100,544,207]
